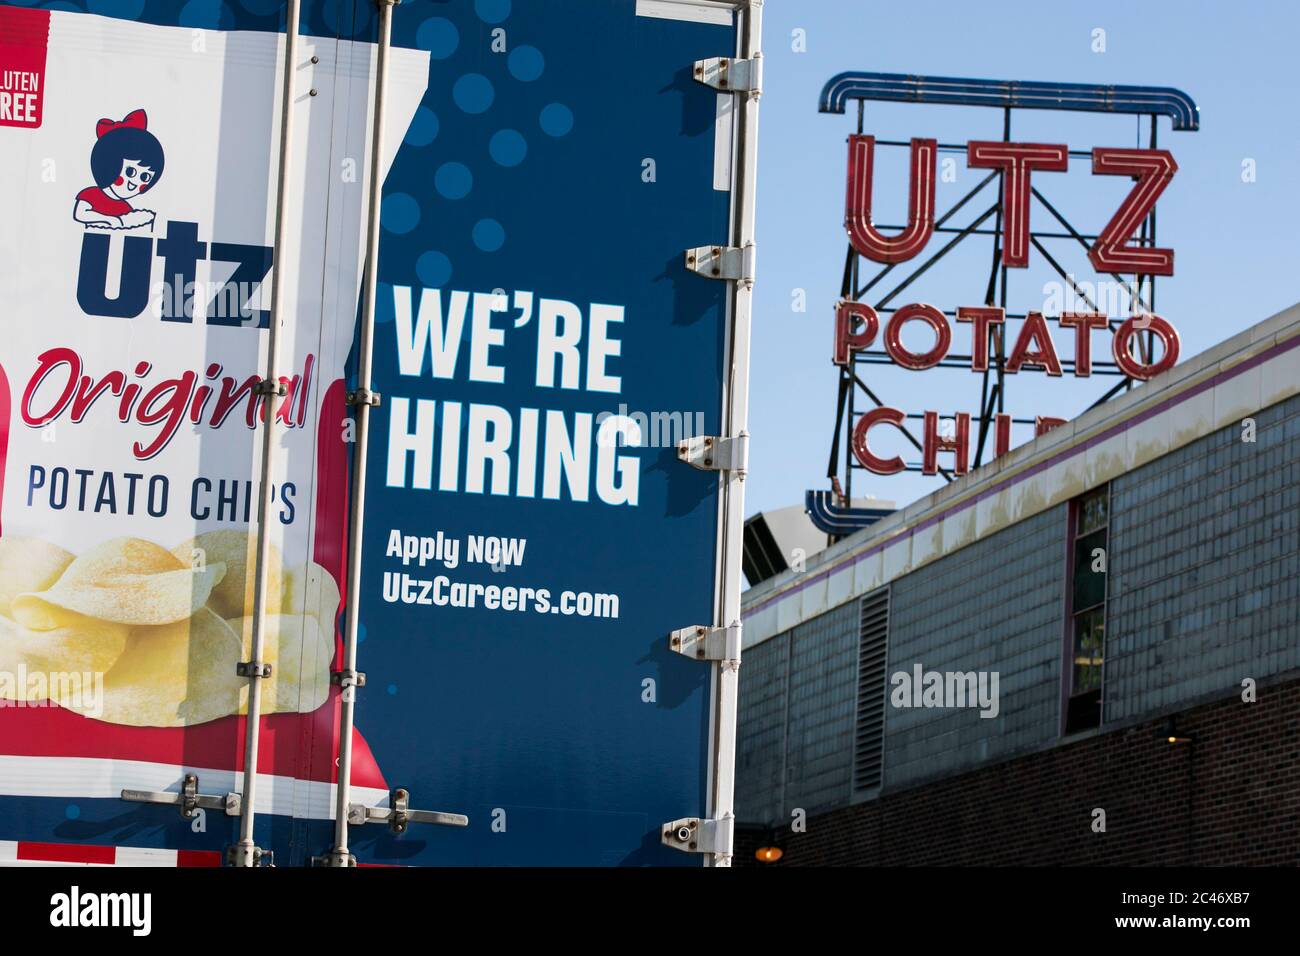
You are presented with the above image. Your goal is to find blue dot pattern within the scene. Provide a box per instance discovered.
[416,251,453,288]
[508,45,544,82]
[435,162,473,200]
[489,129,527,167]
[473,218,505,252]
[381,192,420,234]
[539,103,574,137]
[453,73,494,115]
[474,0,510,25]
[405,107,440,147]
[416,16,459,59]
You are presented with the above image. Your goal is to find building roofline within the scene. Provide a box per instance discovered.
[742,302,1300,644]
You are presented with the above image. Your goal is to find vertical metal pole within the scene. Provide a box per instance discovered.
[232,0,302,868]
[327,0,397,867]
[1148,113,1158,362]
[708,0,762,867]
[995,107,1010,416]
[845,99,863,501]
[973,159,1005,466]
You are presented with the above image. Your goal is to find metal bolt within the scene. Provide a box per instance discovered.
[311,55,319,64]
[309,88,318,96]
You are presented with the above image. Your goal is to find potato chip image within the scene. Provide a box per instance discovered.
[0,609,128,677]
[281,561,341,629]
[226,614,332,716]
[12,537,225,629]
[172,530,282,621]
[0,537,74,617]
[66,608,244,727]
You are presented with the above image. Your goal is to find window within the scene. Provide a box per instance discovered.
[1064,485,1108,733]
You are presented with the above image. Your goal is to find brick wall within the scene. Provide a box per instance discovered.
[736,674,1300,866]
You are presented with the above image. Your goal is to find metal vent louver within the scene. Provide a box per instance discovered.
[854,588,890,791]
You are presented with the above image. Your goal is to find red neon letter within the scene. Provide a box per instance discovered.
[834,300,880,366]
[1089,148,1177,276]
[1058,312,1109,377]
[923,411,969,476]
[884,303,951,370]
[1113,314,1180,380]
[852,406,907,475]
[994,413,1012,458]
[1006,311,1063,376]
[956,306,1005,372]
[967,141,1069,268]
[845,135,937,264]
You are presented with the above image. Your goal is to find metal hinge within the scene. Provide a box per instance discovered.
[121,773,241,819]
[684,242,755,284]
[670,621,742,664]
[346,387,381,407]
[677,431,748,474]
[226,846,274,867]
[331,669,366,704]
[345,788,470,835]
[693,55,762,94]
[253,378,287,397]
[237,660,272,679]
[312,789,467,861]
[661,814,734,858]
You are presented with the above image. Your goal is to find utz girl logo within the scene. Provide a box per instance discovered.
[71,109,164,231]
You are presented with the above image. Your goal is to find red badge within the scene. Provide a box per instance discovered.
[0,7,50,130]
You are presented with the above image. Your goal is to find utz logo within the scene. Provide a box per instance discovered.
[73,108,274,327]
[71,109,162,231]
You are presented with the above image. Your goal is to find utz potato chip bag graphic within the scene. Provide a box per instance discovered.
[11,537,226,629]
[0,5,430,851]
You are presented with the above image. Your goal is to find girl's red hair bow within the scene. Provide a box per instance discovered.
[95,109,148,140]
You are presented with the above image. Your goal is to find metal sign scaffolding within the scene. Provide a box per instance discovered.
[817,72,1200,507]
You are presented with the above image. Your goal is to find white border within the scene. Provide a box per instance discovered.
[703,0,761,867]
[636,0,737,26]
[0,755,390,820]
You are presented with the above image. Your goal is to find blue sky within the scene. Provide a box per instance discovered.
[746,0,1300,516]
